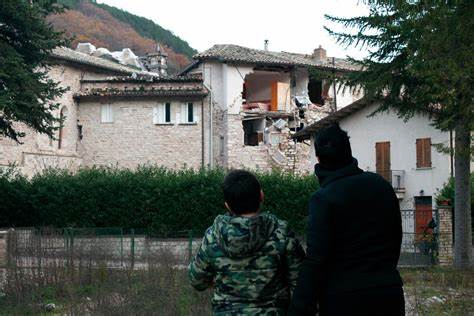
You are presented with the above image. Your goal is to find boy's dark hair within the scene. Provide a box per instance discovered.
[314,123,353,170]
[222,170,261,215]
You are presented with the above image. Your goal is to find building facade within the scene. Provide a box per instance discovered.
[1,43,363,176]
[182,44,362,172]
[294,99,452,235]
[0,46,208,176]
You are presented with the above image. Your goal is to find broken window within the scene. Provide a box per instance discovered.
[243,118,265,146]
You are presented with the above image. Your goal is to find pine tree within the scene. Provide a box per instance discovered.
[0,0,67,142]
[326,0,473,267]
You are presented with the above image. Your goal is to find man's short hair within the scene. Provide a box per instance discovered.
[222,170,261,215]
[314,123,353,169]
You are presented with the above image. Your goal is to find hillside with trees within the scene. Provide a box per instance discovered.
[48,0,197,74]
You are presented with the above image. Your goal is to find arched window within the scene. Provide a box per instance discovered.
[58,107,68,149]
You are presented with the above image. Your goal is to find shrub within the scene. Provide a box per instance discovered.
[0,166,318,236]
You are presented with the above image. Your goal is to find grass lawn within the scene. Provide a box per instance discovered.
[401,267,474,315]
[1,265,473,315]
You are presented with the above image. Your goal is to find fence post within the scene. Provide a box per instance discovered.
[0,229,8,267]
[131,228,135,269]
[37,228,42,270]
[437,205,454,266]
[120,228,124,267]
[188,230,193,262]
[6,229,15,268]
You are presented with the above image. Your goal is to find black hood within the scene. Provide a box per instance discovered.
[314,158,363,187]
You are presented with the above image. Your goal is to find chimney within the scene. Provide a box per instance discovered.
[312,45,327,60]
[264,39,269,51]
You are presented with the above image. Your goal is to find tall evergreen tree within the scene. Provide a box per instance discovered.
[0,0,67,142]
[325,0,473,267]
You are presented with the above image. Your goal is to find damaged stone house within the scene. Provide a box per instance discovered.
[0,44,208,175]
[0,42,362,175]
[181,43,362,172]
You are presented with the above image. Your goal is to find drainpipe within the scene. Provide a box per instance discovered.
[202,65,214,168]
[201,98,205,169]
[222,63,228,169]
[450,129,454,178]
[332,57,337,112]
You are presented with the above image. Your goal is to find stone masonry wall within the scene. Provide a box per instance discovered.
[227,114,273,171]
[78,99,206,170]
[0,64,118,177]
[226,114,313,173]
[437,206,454,266]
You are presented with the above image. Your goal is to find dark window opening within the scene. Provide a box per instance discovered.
[187,103,194,122]
[58,107,68,149]
[308,78,324,105]
[77,124,83,141]
[242,82,247,100]
[243,118,265,146]
[165,103,171,123]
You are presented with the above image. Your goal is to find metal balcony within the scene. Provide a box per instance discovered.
[377,169,406,193]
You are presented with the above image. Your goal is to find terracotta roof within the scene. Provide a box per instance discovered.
[50,47,150,75]
[192,44,360,71]
[293,98,372,139]
[74,84,208,100]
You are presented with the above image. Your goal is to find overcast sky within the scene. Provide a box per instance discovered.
[96,0,370,59]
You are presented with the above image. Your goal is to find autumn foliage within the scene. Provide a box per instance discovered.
[47,2,190,73]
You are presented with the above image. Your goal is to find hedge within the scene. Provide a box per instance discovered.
[0,167,318,236]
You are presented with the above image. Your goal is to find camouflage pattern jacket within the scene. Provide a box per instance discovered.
[188,212,305,315]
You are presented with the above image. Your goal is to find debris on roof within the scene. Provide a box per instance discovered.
[50,46,149,75]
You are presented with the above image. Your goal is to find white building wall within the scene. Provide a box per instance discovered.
[292,68,310,98]
[309,102,451,211]
[328,83,363,109]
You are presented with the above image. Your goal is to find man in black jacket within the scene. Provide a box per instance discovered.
[288,124,404,316]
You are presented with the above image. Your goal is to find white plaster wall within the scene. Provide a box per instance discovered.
[328,83,363,109]
[308,103,450,210]
[292,68,310,98]
[222,64,254,115]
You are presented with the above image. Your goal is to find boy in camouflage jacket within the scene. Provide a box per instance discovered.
[188,170,305,315]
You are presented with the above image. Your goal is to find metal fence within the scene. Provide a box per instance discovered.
[399,209,439,266]
[4,227,201,269]
[3,210,445,270]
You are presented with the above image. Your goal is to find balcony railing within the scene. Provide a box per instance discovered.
[377,169,405,191]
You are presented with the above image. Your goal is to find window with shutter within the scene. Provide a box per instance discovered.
[416,138,432,168]
[101,104,113,123]
[153,103,171,124]
[152,105,162,124]
[180,102,198,123]
[375,141,391,182]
